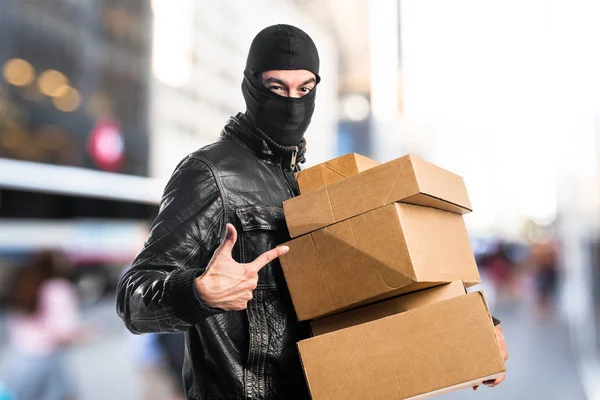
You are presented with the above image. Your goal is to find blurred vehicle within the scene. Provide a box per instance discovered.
[0,218,151,307]
[0,165,159,307]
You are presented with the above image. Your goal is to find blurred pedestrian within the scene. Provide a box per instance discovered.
[4,250,89,400]
[482,240,519,306]
[530,237,560,318]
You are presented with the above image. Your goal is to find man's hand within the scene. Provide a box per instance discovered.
[473,323,509,391]
[195,223,289,311]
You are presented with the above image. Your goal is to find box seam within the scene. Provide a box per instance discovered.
[323,163,349,178]
[348,218,359,247]
[324,186,338,221]
[322,226,416,287]
[383,157,410,205]
[309,233,336,311]
[329,323,376,400]
[403,192,472,213]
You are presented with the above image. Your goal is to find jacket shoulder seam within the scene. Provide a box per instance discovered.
[188,155,230,215]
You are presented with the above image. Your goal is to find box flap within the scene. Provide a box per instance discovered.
[280,222,416,321]
[345,204,410,273]
[284,186,337,237]
[401,193,469,215]
[354,153,382,171]
[405,155,472,212]
[298,292,506,400]
[324,153,361,176]
[295,153,381,194]
[325,220,357,246]
[327,156,414,223]
[395,203,481,284]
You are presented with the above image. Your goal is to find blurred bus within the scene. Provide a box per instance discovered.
[0,160,161,307]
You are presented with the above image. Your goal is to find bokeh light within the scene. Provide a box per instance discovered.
[2,58,35,87]
[53,86,81,112]
[38,69,69,97]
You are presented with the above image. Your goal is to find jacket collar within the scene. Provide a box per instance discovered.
[220,113,306,170]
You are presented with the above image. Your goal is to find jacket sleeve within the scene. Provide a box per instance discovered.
[116,155,227,334]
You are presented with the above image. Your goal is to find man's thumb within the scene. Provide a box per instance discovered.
[218,223,237,256]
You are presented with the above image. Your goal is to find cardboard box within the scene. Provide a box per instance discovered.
[310,281,467,336]
[298,292,505,400]
[279,203,481,321]
[295,153,380,194]
[284,154,472,238]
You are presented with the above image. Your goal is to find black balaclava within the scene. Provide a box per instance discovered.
[242,24,320,147]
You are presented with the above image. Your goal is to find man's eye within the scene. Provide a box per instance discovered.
[300,87,313,93]
[269,86,285,91]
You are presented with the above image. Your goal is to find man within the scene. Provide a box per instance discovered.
[117,24,508,400]
[117,24,319,400]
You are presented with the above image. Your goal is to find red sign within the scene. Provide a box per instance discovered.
[87,120,125,171]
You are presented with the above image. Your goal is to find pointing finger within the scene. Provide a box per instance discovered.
[248,245,289,273]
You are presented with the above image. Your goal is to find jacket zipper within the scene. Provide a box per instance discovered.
[245,146,299,399]
[281,146,300,196]
[290,148,298,170]
[281,165,300,197]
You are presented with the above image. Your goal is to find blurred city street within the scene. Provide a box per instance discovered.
[81,300,584,400]
[0,288,587,400]
[2,0,600,399]
[2,268,596,399]
[442,299,587,399]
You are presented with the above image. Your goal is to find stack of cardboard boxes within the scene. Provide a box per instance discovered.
[279,153,506,400]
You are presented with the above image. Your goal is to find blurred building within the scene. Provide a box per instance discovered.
[0,0,158,209]
[293,0,376,157]
[149,0,339,179]
[0,0,158,304]
[0,0,152,176]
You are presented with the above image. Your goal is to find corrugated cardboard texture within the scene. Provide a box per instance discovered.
[310,281,467,336]
[298,292,506,400]
[284,154,472,238]
[295,153,380,194]
[279,203,481,321]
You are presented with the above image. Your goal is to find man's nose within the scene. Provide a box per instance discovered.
[288,102,303,117]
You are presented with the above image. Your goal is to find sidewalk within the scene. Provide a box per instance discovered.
[441,299,587,400]
[0,295,590,400]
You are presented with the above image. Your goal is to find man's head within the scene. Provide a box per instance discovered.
[242,25,320,147]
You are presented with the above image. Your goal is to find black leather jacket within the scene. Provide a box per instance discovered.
[116,113,311,400]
